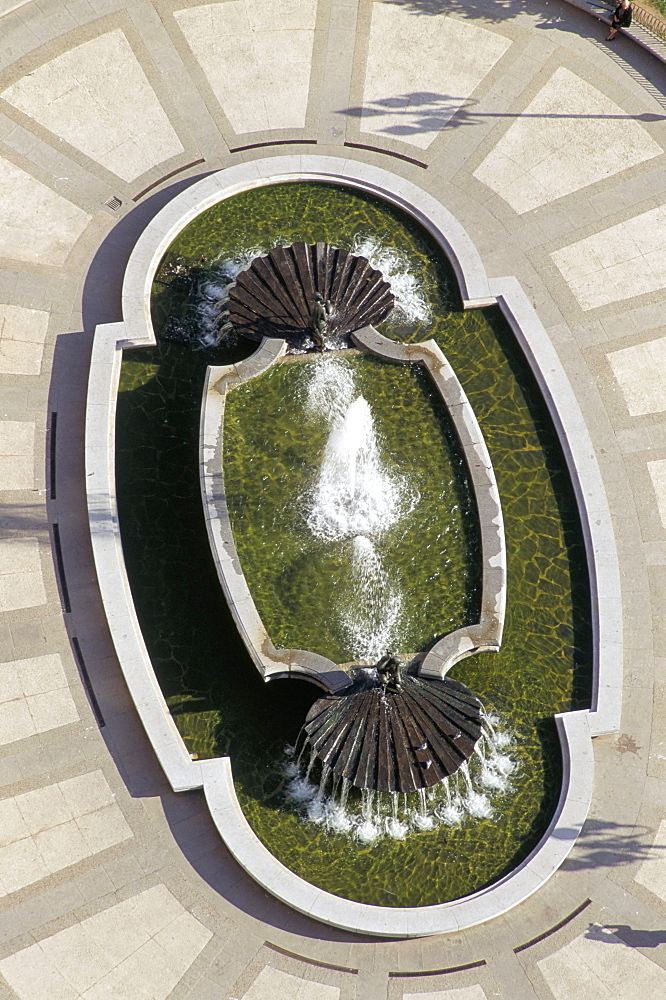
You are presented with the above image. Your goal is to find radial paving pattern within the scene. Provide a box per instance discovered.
[360,4,511,148]
[0,654,79,746]
[551,202,666,310]
[0,156,89,264]
[174,0,317,133]
[0,0,666,998]
[473,66,663,213]
[0,884,212,1000]
[538,927,666,1000]
[1,30,184,181]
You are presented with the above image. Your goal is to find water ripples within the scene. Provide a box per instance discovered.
[302,359,417,660]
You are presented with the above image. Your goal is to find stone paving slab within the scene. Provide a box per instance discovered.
[360,4,511,149]
[1,28,185,182]
[551,201,666,310]
[0,883,212,1000]
[0,305,48,376]
[0,538,46,613]
[174,0,317,134]
[0,770,132,897]
[0,0,665,996]
[473,64,664,213]
[0,653,79,745]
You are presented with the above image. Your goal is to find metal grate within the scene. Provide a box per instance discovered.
[105,196,122,211]
[514,899,593,953]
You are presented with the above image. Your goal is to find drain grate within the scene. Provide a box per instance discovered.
[105,196,122,211]
[514,899,592,953]
[390,960,487,978]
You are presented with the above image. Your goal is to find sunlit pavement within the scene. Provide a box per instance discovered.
[1,1,666,997]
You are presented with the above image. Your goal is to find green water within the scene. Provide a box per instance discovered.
[116,182,591,907]
[223,353,479,664]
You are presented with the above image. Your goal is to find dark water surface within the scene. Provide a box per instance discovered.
[115,182,591,906]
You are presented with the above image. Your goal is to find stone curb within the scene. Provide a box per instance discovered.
[199,710,592,938]
[85,321,200,793]
[85,157,621,936]
[351,326,506,678]
[201,344,351,694]
[490,277,622,736]
[200,322,506,690]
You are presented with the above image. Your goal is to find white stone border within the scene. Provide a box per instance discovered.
[201,340,351,693]
[491,278,621,737]
[201,324,506,690]
[86,157,622,936]
[351,326,506,678]
[0,0,36,21]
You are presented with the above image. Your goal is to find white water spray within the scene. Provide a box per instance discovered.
[341,536,402,660]
[303,360,417,660]
[283,712,517,843]
[188,233,429,348]
[306,397,406,543]
[190,249,264,347]
[351,236,430,326]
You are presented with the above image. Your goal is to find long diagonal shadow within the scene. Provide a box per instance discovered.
[339,92,666,138]
[556,817,666,872]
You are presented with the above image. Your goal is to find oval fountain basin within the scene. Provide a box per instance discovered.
[112,179,593,908]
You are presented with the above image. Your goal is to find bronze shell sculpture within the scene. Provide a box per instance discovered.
[223,242,394,349]
[302,672,483,794]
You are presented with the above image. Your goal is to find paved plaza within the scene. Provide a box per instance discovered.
[1,0,666,996]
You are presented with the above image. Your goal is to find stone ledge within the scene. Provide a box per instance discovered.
[84,157,622,936]
[562,0,666,67]
[490,276,622,736]
[201,349,351,694]
[199,711,593,937]
[351,325,507,678]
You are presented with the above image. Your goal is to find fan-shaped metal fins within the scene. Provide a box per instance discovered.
[302,675,483,794]
[226,242,394,347]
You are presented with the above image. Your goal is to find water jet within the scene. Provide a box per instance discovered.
[105,172,599,917]
[199,238,506,811]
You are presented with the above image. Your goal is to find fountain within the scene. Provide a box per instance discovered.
[220,241,394,351]
[205,241,504,805]
[112,177,593,911]
[301,663,484,794]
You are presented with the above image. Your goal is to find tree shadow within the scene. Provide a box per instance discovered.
[340,0,666,135]
[382,0,561,24]
[341,91,476,137]
[559,817,666,871]
[339,91,666,139]
[586,923,666,947]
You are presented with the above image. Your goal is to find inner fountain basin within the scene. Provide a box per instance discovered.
[115,179,592,908]
[221,350,480,667]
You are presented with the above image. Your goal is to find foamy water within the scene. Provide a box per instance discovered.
[184,234,429,349]
[302,359,417,660]
[303,359,356,424]
[305,396,405,543]
[191,250,262,347]
[350,235,430,326]
[283,713,517,842]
